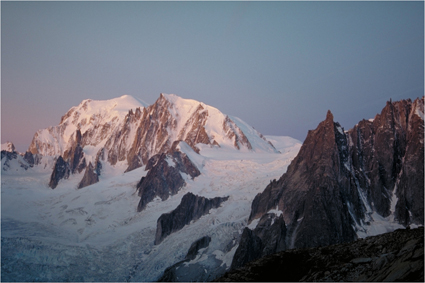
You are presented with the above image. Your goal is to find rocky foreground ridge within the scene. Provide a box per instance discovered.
[216,227,424,282]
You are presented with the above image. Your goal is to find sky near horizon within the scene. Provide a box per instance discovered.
[1,1,424,152]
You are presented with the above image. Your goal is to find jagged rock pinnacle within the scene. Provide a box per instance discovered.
[326,110,334,122]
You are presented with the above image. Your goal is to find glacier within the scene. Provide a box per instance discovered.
[1,132,301,281]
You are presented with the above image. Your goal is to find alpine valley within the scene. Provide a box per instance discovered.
[1,93,424,282]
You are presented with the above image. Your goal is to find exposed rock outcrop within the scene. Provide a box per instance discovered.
[124,94,271,172]
[23,151,41,167]
[48,156,70,189]
[28,95,146,157]
[27,94,277,191]
[223,116,253,150]
[1,143,38,171]
[216,227,424,282]
[63,129,86,174]
[392,98,425,225]
[1,151,30,171]
[235,98,424,270]
[177,104,211,153]
[230,213,286,270]
[1,151,18,169]
[1,142,15,152]
[158,236,212,282]
[49,130,87,189]
[104,107,144,166]
[185,236,212,261]
[78,162,99,189]
[136,142,201,212]
[249,110,359,250]
[154,192,229,245]
[347,98,424,223]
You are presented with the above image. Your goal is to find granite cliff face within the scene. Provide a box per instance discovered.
[348,98,424,225]
[235,98,424,269]
[248,110,360,250]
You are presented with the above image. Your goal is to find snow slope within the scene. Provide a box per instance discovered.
[1,135,301,281]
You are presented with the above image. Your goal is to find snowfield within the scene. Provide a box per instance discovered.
[1,136,301,282]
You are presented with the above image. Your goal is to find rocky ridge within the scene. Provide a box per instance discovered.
[217,227,424,282]
[136,141,202,212]
[233,98,424,269]
[123,93,277,172]
[48,156,70,189]
[155,192,229,245]
[230,213,286,270]
[48,129,87,189]
[158,236,213,282]
[1,142,40,171]
[78,162,99,189]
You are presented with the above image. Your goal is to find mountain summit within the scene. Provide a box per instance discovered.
[122,93,278,172]
[25,93,278,189]
[29,95,148,157]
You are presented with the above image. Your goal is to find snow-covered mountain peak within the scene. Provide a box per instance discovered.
[159,93,208,109]
[61,94,148,125]
[28,92,278,175]
[1,142,16,153]
[122,92,278,172]
[149,93,278,154]
[29,95,148,156]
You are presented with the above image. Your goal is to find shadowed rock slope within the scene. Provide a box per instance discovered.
[49,129,87,189]
[247,98,424,254]
[155,192,229,245]
[229,98,424,273]
[231,213,286,270]
[158,236,212,281]
[136,141,201,212]
[1,144,39,171]
[216,227,424,282]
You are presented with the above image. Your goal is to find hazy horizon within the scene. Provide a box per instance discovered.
[2,1,424,152]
